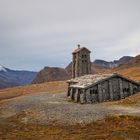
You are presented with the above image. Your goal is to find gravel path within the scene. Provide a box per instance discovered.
[0,92,140,125]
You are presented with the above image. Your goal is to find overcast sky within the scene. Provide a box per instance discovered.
[0,0,140,71]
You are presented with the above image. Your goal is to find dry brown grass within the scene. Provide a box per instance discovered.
[0,81,67,100]
[0,66,140,139]
[0,114,140,140]
[0,64,140,101]
[109,66,140,106]
[116,66,140,81]
[111,92,140,107]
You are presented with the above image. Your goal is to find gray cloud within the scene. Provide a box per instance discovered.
[0,0,140,71]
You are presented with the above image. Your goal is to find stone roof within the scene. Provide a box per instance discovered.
[67,73,140,89]
[72,47,91,54]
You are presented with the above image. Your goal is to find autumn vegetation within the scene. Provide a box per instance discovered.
[0,114,140,140]
[0,55,140,139]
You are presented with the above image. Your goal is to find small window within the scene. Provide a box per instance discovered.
[94,90,98,94]
[90,90,92,94]
[82,54,87,58]
[123,88,126,92]
[123,88,129,92]
[127,88,130,92]
[90,89,98,94]
[133,87,137,92]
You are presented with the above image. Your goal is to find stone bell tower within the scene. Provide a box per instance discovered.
[72,44,91,78]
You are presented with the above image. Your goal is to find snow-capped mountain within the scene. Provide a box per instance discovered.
[0,65,37,89]
[0,64,7,72]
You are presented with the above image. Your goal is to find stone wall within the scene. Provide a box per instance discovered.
[67,77,140,104]
[72,49,91,78]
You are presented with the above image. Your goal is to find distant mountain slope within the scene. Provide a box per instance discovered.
[32,66,70,84]
[32,55,136,84]
[116,55,140,69]
[65,56,133,76]
[65,62,72,76]
[112,55,140,81]
[93,56,133,68]
[65,62,110,75]
[91,64,110,74]
[0,65,37,89]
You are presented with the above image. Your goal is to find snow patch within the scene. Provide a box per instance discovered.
[0,65,7,72]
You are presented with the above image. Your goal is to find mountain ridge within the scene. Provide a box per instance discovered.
[93,56,133,68]
[32,66,70,84]
[0,65,37,89]
[33,56,134,84]
[0,55,138,87]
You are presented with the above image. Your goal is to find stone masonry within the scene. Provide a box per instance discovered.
[72,44,91,78]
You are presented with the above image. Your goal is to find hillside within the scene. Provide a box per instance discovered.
[0,81,140,140]
[113,55,140,81]
[116,55,140,69]
[25,56,133,85]
[91,64,110,74]
[93,56,133,68]
[0,114,140,140]
[66,56,133,76]
[0,68,140,139]
[0,65,37,89]
[0,55,138,88]
[32,66,70,84]
[65,62,72,76]
[65,62,109,76]
[111,91,140,107]
[0,81,67,101]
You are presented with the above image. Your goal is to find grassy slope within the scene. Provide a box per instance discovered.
[114,55,140,81]
[1,54,140,101]
[115,66,140,81]
[1,66,139,96]
[0,75,140,139]
[0,81,67,101]
[0,58,140,139]
[0,115,140,140]
[110,91,140,107]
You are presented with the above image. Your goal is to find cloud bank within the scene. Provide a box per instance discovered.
[0,0,140,71]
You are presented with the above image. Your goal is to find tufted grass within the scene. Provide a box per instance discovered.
[0,115,140,140]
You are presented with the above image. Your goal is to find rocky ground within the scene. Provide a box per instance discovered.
[0,92,140,126]
[0,90,140,140]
